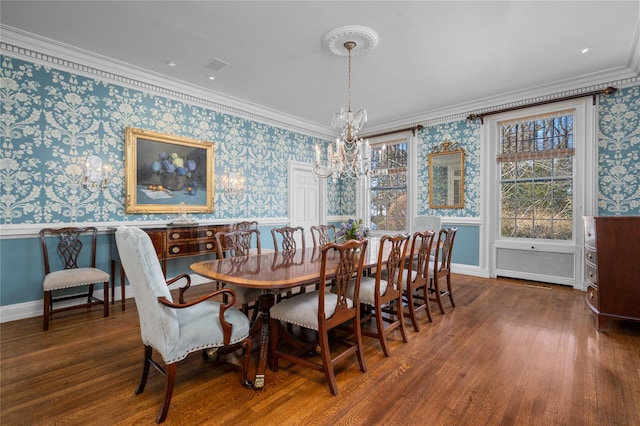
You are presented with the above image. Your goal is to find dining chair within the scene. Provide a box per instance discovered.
[234,220,258,231]
[428,227,458,314]
[413,215,441,233]
[269,238,369,395]
[310,224,336,247]
[401,230,436,331]
[115,226,252,424]
[39,226,109,331]
[349,234,410,357]
[215,229,263,320]
[271,225,307,297]
[271,225,306,252]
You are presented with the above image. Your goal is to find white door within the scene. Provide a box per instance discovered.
[289,161,326,246]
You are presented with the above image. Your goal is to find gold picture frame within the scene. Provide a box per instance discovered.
[124,127,215,214]
[428,141,465,209]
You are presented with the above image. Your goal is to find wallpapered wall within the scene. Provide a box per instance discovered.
[0,55,343,224]
[417,120,481,217]
[598,85,640,215]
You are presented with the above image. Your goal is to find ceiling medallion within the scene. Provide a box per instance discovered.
[322,25,379,57]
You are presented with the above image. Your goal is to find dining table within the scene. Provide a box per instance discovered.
[190,237,385,389]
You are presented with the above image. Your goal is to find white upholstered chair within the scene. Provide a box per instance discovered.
[413,215,441,233]
[115,226,252,423]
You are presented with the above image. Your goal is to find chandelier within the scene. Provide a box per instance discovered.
[315,26,378,180]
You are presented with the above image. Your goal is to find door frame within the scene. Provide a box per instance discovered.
[288,160,327,226]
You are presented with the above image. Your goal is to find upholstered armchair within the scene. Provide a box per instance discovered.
[115,226,252,423]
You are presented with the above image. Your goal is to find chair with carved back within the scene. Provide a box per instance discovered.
[349,234,410,356]
[269,238,369,395]
[271,226,307,297]
[271,226,306,252]
[115,226,252,424]
[388,230,436,332]
[310,224,336,247]
[428,227,458,314]
[39,226,109,331]
[215,229,263,320]
[234,220,258,231]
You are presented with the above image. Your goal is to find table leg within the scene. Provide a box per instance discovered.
[253,292,275,389]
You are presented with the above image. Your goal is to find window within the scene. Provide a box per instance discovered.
[497,110,574,240]
[369,139,407,232]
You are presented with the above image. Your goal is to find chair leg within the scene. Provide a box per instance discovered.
[396,296,409,344]
[157,363,176,423]
[87,283,94,304]
[136,345,152,395]
[103,280,109,317]
[319,329,339,395]
[405,289,421,332]
[353,315,367,373]
[422,286,433,322]
[446,274,455,307]
[43,290,51,331]
[374,304,391,357]
[430,278,446,314]
[240,337,253,388]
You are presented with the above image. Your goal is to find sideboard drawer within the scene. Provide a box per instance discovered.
[584,246,597,267]
[167,226,217,241]
[167,241,217,258]
[585,262,598,286]
[586,285,599,311]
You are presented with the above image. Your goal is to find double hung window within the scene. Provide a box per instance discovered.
[498,110,575,240]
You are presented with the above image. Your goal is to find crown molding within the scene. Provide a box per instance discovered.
[0,25,334,141]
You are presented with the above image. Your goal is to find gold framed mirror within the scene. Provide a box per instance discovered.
[428,141,465,209]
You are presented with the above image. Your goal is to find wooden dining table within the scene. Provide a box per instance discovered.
[190,238,385,389]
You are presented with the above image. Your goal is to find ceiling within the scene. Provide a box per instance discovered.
[2,1,639,136]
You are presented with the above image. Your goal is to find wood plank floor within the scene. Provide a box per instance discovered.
[2,274,639,425]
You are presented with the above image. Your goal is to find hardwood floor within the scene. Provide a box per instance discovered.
[2,274,639,425]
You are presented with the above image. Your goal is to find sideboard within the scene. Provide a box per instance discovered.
[110,223,232,310]
[583,216,640,331]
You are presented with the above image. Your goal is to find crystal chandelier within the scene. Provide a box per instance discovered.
[315,39,372,180]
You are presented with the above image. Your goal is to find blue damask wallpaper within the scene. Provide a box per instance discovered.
[598,85,640,215]
[417,120,481,217]
[0,55,341,224]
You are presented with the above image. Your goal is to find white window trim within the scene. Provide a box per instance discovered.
[356,132,414,235]
[481,97,596,289]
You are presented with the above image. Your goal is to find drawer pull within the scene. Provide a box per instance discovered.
[206,231,213,237]
[171,233,180,240]
[206,243,213,249]
[171,247,180,254]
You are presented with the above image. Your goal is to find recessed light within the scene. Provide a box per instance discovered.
[166,60,177,67]
[579,47,592,54]
[208,75,216,81]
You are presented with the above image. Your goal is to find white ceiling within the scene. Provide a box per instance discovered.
[2,1,639,136]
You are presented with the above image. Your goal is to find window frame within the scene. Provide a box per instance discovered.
[357,133,414,235]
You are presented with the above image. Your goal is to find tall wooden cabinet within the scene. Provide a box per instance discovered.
[583,216,640,331]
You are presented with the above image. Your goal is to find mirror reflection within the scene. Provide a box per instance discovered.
[429,142,464,209]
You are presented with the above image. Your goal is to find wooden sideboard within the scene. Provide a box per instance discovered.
[583,216,640,331]
[110,223,232,310]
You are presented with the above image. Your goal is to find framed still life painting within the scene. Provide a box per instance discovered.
[124,127,215,214]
